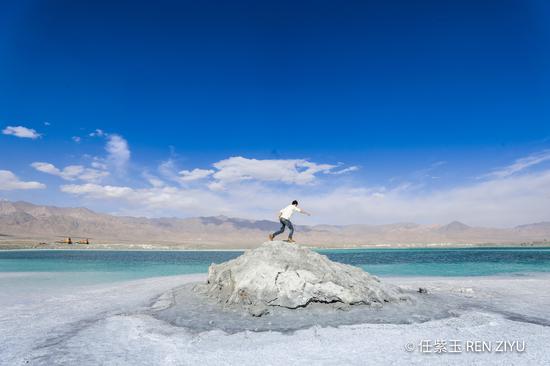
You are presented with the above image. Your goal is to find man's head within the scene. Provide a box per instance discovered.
[292,200,298,206]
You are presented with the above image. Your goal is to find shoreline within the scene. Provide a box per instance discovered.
[1,242,550,251]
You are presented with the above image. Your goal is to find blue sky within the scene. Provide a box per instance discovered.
[1,0,550,226]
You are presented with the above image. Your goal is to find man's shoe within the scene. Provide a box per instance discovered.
[268,234,274,241]
[287,238,296,243]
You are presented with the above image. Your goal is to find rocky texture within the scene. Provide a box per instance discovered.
[197,241,410,316]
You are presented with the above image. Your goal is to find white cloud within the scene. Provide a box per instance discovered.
[2,126,41,139]
[31,162,109,182]
[60,183,226,216]
[158,159,180,181]
[328,166,359,175]
[142,172,166,188]
[291,168,550,227]
[55,152,550,227]
[0,170,45,190]
[157,157,345,187]
[211,156,337,185]
[33,130,118,180]
[91,160,108,170]
[486,150,550,178]
[207,181,225,191]
[89,129,105,137]
[59,166,550,227]
[30,162,59,175]
[105,134,130,169]
[61,183,134,198]
[179,168,214,182]
[157,160,212,185]
[78,169,110,182]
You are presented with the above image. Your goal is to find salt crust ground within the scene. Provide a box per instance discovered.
[1,272,549,365]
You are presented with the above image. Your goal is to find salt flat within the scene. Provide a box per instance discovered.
[1,273,549,365]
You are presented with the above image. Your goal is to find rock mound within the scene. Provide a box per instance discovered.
[196,241,409,316]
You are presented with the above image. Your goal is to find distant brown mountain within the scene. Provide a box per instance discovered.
[0,200,549,249]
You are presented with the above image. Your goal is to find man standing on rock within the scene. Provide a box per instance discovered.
[269,200,311,243]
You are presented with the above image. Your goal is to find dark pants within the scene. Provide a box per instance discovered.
[272,218,294,239]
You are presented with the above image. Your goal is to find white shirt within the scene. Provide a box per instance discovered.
[280,204,301,220]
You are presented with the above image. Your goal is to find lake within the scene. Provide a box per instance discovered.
[1,247,550,285]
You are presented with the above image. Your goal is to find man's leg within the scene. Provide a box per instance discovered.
[271,220,286,239]
[287,220,294,241]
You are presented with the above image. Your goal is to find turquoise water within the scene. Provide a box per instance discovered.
[1,247,550,284]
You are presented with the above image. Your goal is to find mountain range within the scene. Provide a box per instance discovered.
[0,200,549,249]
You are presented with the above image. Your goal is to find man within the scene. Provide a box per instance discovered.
[269,200,311,243]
